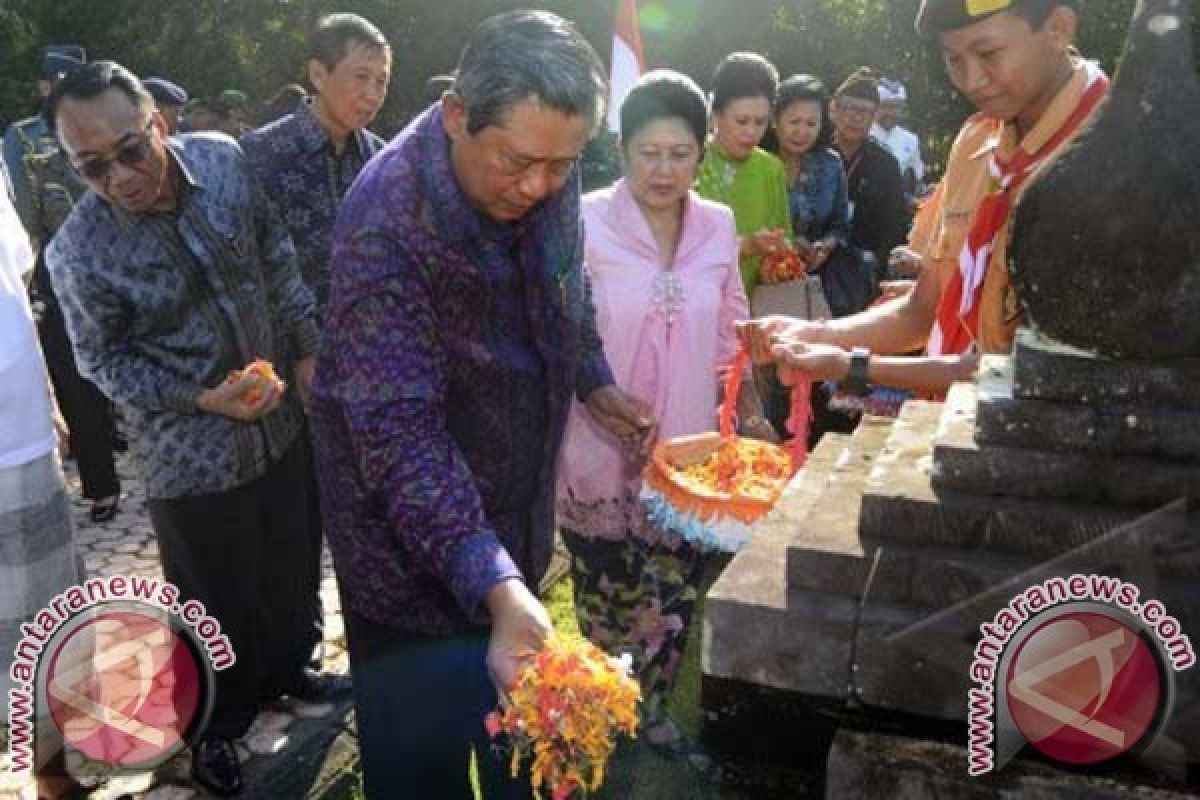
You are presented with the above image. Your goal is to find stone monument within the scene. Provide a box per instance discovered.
[702,1,1200,796]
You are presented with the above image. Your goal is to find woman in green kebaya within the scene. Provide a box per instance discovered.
[695,52,793,296]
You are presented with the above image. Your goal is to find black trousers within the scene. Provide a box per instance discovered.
[147,440,323,738]
[38,303,120,501]
[342,608,531,800]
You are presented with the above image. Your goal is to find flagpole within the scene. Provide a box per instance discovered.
[607,0,646,132]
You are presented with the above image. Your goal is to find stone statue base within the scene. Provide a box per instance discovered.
[703,328,1200,795]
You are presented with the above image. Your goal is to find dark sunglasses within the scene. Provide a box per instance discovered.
[72,120,155,182]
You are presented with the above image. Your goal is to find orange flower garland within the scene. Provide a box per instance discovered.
[485,633,641,800]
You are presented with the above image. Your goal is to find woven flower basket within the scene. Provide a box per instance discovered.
[638,347,803,553]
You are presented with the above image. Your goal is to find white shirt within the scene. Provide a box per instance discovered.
[0,180,54,470]
[872,123,925,184]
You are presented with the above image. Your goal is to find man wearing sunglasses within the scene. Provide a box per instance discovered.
[44,61,332,796]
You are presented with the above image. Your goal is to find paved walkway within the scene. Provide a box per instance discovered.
[1,452,359,799]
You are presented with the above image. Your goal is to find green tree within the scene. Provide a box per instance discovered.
[0,0,1192,168]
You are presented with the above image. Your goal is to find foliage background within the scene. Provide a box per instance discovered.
[0,0,1190,168]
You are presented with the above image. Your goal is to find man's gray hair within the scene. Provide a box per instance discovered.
[453,10,607,135]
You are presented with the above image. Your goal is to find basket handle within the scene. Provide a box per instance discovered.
[719,346,750,439]
[723,342,813,471]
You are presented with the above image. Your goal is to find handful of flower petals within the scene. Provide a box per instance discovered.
[484,632,641,800]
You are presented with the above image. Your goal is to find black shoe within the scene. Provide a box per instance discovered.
[191,735,242,796]
[287,668,352,703]
[89,495,119,524]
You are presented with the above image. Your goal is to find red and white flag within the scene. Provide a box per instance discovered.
[607,0,645,132]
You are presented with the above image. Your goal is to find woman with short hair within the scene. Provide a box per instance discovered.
[695,52,793,297]
[558,69,774,754]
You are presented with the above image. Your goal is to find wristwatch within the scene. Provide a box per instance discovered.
[844,347,871,397]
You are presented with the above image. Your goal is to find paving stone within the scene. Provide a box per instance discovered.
[290,700,337,720]
[325,650,350,675]
[319,587,341,611]
[140,785,197,800]
[46,450,361,799]
[98,771,157,797]
[243,730,290,756]
[247,710,293,734]
[106,555,138,570]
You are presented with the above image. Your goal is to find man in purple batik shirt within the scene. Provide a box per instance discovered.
[310,11,657,799]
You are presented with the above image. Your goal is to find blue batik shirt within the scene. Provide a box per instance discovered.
[46,133,319,499]
[788,146,850,246]
[241,99,385,318]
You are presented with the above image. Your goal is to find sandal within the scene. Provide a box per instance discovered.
[89,495,119,524]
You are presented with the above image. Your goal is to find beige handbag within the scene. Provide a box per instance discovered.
[750,274,831,320]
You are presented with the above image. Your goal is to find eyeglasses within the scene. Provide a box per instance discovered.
[835,100,879,120]
[494,146,579,182]
[72,120,155,183]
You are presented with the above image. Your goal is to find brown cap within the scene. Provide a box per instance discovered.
[915,0,1081,38]
[915,0,1019,38]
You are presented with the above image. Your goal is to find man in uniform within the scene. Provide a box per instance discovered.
[143,76,189,134]
[3,45,123,523]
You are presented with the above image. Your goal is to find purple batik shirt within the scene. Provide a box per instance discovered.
[311,103,613,636]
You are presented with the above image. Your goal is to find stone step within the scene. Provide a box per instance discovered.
[976,356,1200,461]
[783,415,898,594]
[704,421,893,700]
[859,399,1164,558]
[864,444,1200,572]
[826,729,1200,799]
[792,512,1200,623]
[850,583,1200,768]
[1012,327,1200,411]
[934,383,1200,507]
